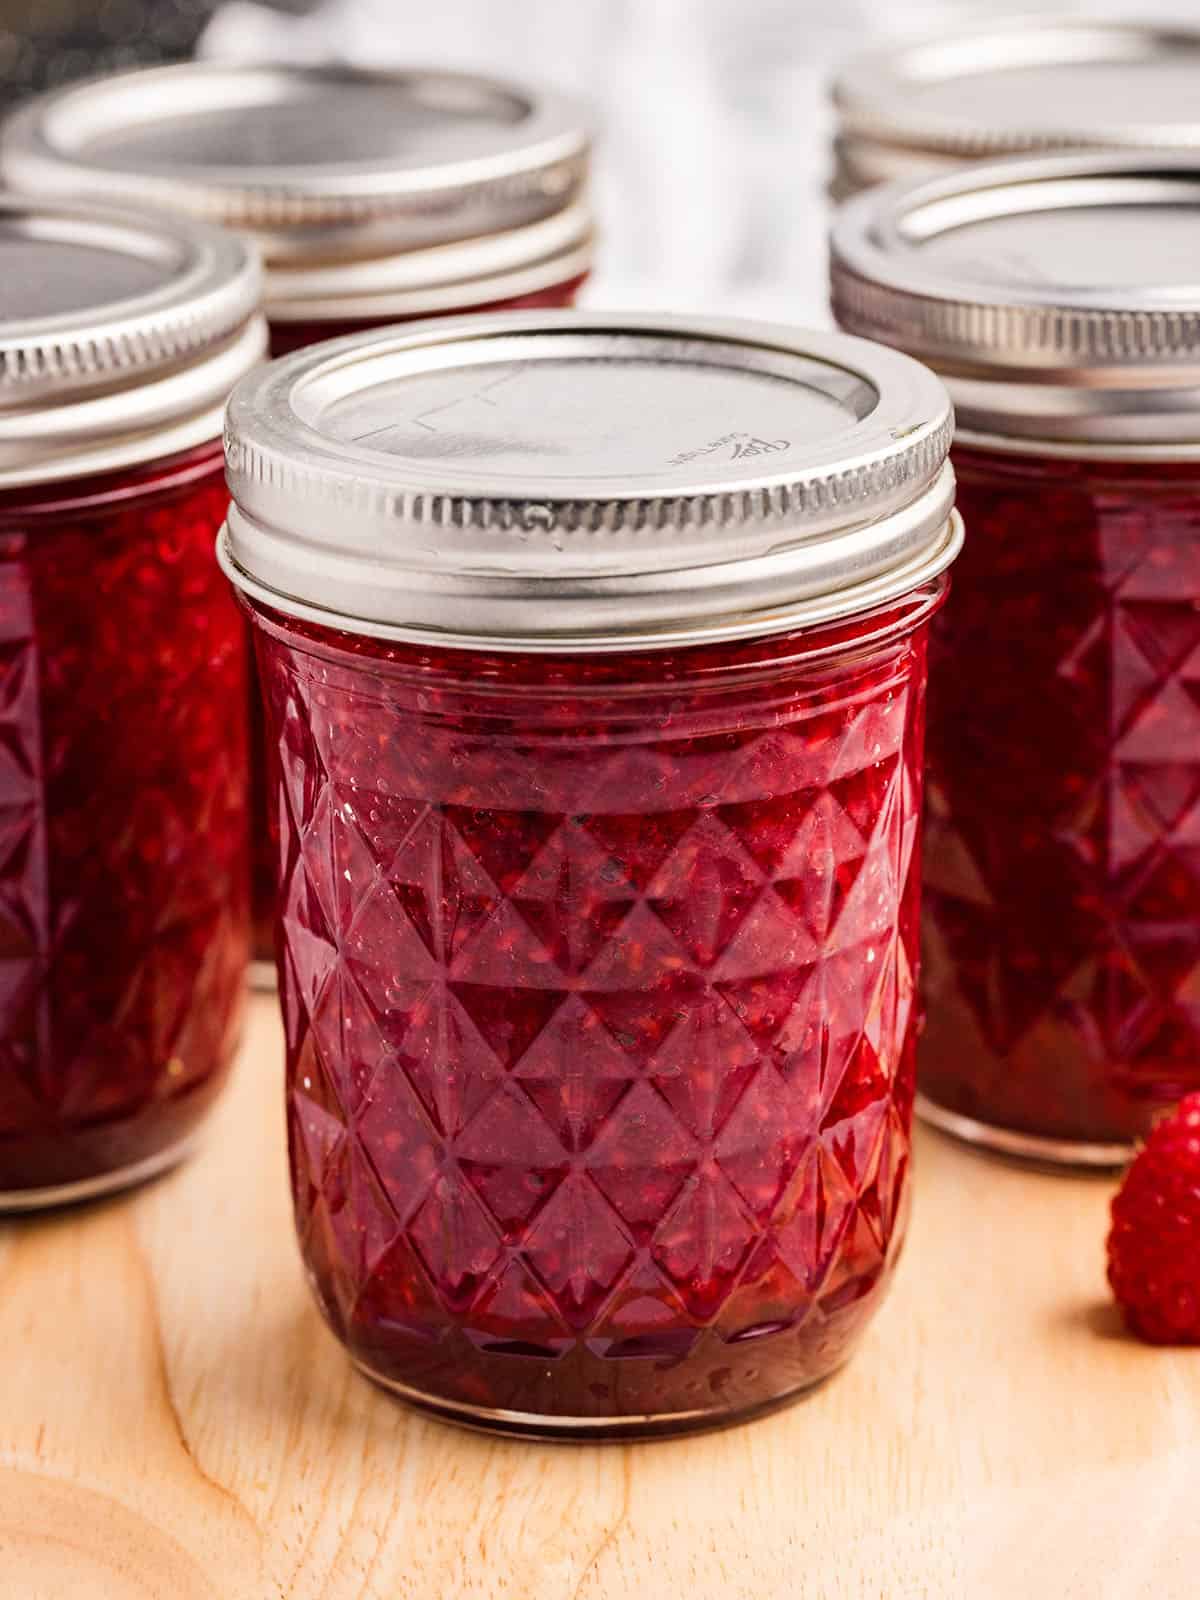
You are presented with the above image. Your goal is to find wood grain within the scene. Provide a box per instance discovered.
[2,995,1198,1599]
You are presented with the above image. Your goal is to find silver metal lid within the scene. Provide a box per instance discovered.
[833,18,1200,196]
[1,197,265,486]
[265,204,593,324]
[220,310,959,652]
[1,64,594,320]
[830,153,1200,449]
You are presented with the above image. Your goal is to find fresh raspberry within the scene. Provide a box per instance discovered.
[1108,1093,1200,1344]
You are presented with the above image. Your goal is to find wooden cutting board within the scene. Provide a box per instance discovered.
[1,995,1196,1599]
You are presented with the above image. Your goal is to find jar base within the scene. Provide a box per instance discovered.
[916,1093,1132,1171]
[351,1358,839,1441]
[0,1134,197,1213]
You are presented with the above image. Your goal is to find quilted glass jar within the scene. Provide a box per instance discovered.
[0,198,264,1207]
[1,61,594,980]
[831,18,1200,200]
[222,310,961,1436]
[833,153,1200,1165]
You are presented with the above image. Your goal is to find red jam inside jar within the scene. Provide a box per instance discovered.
[0,64,596,983]
[250,590,940,1431]
[0,446,249,1198]
[224,312,958,1433]
[0,197,262,1205]
[921,447,1200,1153]
[251,274,589,968]
[830,150,1200,1163]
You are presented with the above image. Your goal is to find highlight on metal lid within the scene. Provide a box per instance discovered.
[0,195,264,485]
[830,152,1200,449]
[0,63,595,320]
[220,309,959,652]
[832,18,1200,197]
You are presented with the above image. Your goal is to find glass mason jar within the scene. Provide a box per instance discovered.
[832,153,1200,1165]
[221,310,961,1436]
[0,198,264,1207]
[1,62,595,982]
[830,18,1200,200]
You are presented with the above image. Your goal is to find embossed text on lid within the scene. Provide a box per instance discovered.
[221,310,959,650]
[310,336,877,476]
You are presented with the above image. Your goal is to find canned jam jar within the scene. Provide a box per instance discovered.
[221,311,961,1436]
[831,19,1200,200]
[1,62,594,981]
[0,199,264,1207]
[833,154,1200,1165]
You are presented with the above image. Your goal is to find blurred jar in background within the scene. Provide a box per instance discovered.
[192,0,1200,324]
[0,199,262,1207]
[831,17,1200,200]
[833,154,1200,1166]
[838,15,1200,200]
[222,309,960,1435]
[0,63,594,358]
[1,61,594,981]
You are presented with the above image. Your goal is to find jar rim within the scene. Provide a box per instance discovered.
[221,310,959,651]
[952,427,1200,464]
[0,196,265,486]
[833,18,1200,163]
[265,205,593,323]
[830,151,1200,447]
[241,569,951,678]
[1,61,593,294]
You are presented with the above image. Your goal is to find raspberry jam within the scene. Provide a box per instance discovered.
[222,311,959,1433]
[251,591,939,1430]
[2,64,594,984]
[831,151,1200,1162]
[0,449,249,1196]
[922,448,1200,1151]
[0,197,263,1206]
[251,274,588,967]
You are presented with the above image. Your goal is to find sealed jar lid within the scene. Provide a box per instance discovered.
[0,64,594,323]
[832,19,1200,197]
[1,196,264,486]
[830,153,1200,451]
[220,310,959,651]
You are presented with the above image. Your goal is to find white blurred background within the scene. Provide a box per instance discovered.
[7,0,1199,324]
[196,0,1200,323]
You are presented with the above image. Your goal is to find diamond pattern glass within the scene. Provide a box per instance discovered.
[248,276,588,964]
[922,447,1200,1155]
[251,586,941,1434]
[0,446,249,1198]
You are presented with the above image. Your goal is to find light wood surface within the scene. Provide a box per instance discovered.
[2,995,1198,1599]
